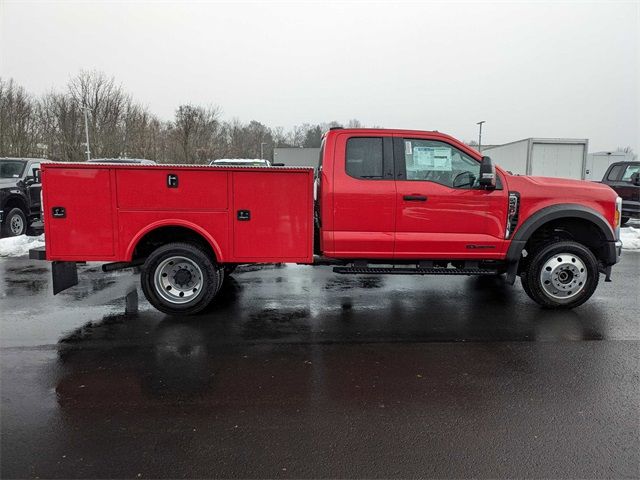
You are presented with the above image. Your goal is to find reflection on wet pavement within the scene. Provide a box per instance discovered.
[1,254,639,478]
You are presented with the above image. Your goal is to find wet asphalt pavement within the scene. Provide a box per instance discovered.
[1,253,639,479]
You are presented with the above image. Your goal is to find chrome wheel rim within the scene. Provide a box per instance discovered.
[153,256,204,305]
[540,253,587,300]
[10,214,24,235]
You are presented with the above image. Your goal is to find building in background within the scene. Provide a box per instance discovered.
[273,147,320,168]
[586,151,633,181]
[482,138,588,180]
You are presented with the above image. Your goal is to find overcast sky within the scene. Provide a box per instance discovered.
[1,0,638,151]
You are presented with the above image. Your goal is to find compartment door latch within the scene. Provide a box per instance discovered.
[237,210,251,221]
[167,174,179,188]
[52,206,66,218]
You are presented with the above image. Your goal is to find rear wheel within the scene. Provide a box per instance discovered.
[521,241,599,309]
[1,208,27,237]
[141,242,222,315]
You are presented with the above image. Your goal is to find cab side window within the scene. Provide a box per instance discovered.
[346,137,383,179]
[403,139,480,188]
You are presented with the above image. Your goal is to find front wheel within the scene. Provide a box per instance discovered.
[141,242,222,315]
[521,241,599,309]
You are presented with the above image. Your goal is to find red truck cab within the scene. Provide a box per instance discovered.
[31,128,622,315]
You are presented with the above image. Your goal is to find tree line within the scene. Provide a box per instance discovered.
[0,71,365,163]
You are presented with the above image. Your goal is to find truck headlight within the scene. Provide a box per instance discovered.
[505,192,520,239]
[615,196,622,239]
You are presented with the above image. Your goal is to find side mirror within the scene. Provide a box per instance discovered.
[33,167,41,184]
[631,172,640,186]
[479,156,496,189]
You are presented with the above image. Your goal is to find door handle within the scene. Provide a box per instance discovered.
[403,195,427,202]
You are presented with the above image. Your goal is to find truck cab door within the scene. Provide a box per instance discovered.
[329,134,396,258]
[393,136,508,259]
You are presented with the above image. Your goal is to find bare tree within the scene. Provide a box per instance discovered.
[617,146,638,160]
[173,104,222,163]
[1,73,372,164]
[0,78,39,156]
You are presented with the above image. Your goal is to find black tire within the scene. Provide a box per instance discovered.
[1,208,27,237]
[520,272,533,299]
[141,242,221,315]
[521,241,599,309]
[621,216,630,226]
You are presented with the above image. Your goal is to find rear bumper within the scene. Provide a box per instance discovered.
[29,246,46,260]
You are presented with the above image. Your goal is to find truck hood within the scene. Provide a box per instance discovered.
[0,177,20,186]
[506,174,615,195]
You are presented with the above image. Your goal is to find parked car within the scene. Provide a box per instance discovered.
[601,161,640,225]
[0,157,47,236]
[86,158,157,165]
[31,128,622,313]
[209,158,271,167]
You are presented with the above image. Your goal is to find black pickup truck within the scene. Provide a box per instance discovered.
[602,161,640,225]
[0,158,45,236]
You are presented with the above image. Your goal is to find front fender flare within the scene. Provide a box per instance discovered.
[505,204,615,284]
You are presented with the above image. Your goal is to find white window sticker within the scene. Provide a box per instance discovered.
[413,146,452,171]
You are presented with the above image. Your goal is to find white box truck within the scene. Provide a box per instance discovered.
[585,151,631,181]
[482,138,588,180]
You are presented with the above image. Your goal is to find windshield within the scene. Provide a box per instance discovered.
[0,160,27,179]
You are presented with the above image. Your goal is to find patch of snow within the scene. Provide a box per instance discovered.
[0,234,45,257]
[620,227,640,251]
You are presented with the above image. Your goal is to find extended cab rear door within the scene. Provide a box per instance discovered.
[393,135,508,259]
[330,133,396,258]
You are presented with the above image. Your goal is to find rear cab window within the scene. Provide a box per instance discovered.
[346,137,384,179]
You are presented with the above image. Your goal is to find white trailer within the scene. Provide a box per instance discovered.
[482,138,589,180]
[585,151,631,181]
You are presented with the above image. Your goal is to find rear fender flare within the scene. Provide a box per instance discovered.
[126,220,224,263]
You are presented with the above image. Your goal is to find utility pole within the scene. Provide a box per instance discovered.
[82,106,91,160]
[260,142,267,160]
[476,120,485,152]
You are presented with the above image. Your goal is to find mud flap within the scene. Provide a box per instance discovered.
[52,261,78,295]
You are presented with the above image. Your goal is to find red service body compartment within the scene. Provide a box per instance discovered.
[43,167,116,259]
[41,163,314,264]
[232,171,313,260]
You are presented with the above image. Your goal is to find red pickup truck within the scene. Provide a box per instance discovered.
[30,128,622,315]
